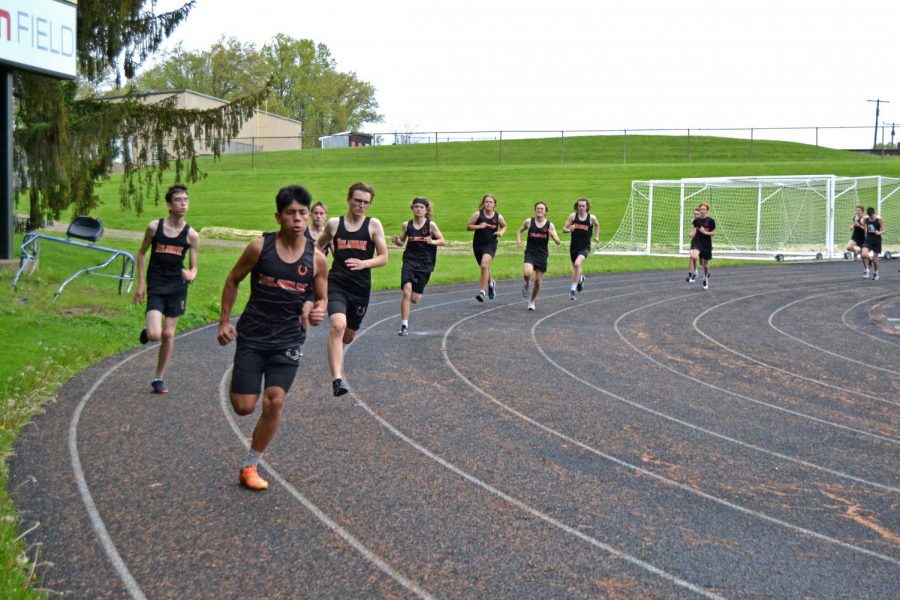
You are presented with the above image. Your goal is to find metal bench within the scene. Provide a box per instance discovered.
[11,216,135,300]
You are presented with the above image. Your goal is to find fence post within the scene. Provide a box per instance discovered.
[251,136,255,171]
[560,130,565,165]
[435,132,439,166]
[687,128,691,161]
[749,128,754,161]
[623,129,627,164]
[499,130,503,164]
[815,127,819,159]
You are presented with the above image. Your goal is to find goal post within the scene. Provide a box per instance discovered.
[601,175,900,260]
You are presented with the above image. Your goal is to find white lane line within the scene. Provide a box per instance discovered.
[692,289,900,408]
[440,303,900,566]
[217,368,435,600]
[769,290,900,376]
[612,287,900,446]
[68,324,213,600]
[842,296,900,344]
[340,305,725,599]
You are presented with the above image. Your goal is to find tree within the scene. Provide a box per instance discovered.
[13,0,266,224]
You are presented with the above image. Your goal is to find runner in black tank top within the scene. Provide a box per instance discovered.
[301,201,329,339]
[133,184,199,394]
[562,198,601,301]
[467,194,507,302]
[217,185,328,491]
[516,201,561,311]
[316,182,389,396]
[846,205,866,265]
[391,197,446,335]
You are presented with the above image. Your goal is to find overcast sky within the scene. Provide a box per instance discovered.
[153,0,899,148]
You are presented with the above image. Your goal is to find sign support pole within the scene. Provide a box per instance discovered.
[1,65,13,260]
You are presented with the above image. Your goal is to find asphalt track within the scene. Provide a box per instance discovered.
[8,261,900,599]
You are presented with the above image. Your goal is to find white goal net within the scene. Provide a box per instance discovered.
[601,175,900,259]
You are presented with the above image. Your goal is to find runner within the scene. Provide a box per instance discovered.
[861,206,884,281]
[846,205,866,266]
[690,202,716,290]
[301,201,328,337]
[561,197,600,300]
[132,184,200,395]
[217,185,328,491]
[516,201,561,311]
[391,197,445,336]
[686,207,701,283]
[315,182,389,396]
[467,194,507,302]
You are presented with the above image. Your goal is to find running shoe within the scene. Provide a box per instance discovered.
[527,301,536,311]
[475,290,486,302]
[702,278,709,290]
[577,275,585,292]
[398,324,409,336]
[569,289,577,301]
[873,272,879,281]
[686,273,694,284]
[332,378,349,397]
[488,279,496,300]
[522,281,530,297]
[863,270,869,279]
[150,379,168,394]
[239,466,269,491]
[139,328,149,345]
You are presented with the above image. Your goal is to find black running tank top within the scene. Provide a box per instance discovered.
[329,216,375,297]
[236,232,315,349]
[472,210,499,248]
[403,219,437,272]
[526,218,551,256]
[569,213,593,252]
[147,219,191,295]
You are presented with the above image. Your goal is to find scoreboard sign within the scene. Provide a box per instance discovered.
[0,0,77,79]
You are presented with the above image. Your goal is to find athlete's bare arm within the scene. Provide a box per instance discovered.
[516,218,530,247]
[391,221,409,247]
[132,220,160,304]
[561,213,576,233]
[427,222,446,246]
[217,238,264,346]
[183,228,200,284]
[591,215,601,244]
[466,211,484,231]
[308,250,329,327]
[316,217,339,252]
[496,214,507,238]
[549,222,562,245]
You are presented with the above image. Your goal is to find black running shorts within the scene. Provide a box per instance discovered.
[524,251,548,273]
[146,292,187,317]
[230,340,301,395]
[569,246,590,264]
[401,264,432,295]
[864,237,882,255]
[327,285,369,331]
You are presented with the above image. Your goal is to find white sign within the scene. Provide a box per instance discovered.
[0,0,77,79]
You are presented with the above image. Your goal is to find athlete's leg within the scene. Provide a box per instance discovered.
[400,282,413,321]
[479,254,493,291]
[701,258,710,277]
[144,309,164,342]
[572,255,586,286]
[532,270,544,301]
[155,315,179,379]
[523,262,534,285]
[328,313,348,379]
[861,248,870,271]
[249,386,286,453]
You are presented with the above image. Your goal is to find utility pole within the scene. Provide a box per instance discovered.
[867,99,890,149]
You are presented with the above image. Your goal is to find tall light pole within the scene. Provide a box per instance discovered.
[868,99,890,149]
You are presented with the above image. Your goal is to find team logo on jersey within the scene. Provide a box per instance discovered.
[297,265,308,277]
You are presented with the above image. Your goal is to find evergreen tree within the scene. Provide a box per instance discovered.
[13,0,267,225]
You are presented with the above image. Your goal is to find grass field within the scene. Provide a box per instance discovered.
[2,134,899,597]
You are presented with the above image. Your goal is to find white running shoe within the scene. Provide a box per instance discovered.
[527,301,536,311]
[569,289,577,301]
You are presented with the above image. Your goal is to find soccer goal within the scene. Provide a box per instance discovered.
[600,175,900,260]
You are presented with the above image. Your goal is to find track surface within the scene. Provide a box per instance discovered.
[9,262,900,599]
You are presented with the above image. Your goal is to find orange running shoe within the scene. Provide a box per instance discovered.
[239,466,269,490]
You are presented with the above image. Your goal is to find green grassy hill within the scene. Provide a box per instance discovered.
[93,134,899,244]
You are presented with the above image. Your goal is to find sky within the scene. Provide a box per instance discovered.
[152,0,900,148]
